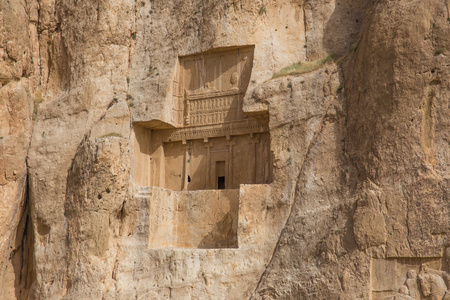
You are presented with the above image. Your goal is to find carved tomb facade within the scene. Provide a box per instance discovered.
[132,46,272,249]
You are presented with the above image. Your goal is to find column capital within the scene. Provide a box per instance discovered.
[226,137,237,146]
[249,132,260,144]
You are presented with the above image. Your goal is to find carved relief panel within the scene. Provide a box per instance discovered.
[371,255,450,300]
[176,46,254,126]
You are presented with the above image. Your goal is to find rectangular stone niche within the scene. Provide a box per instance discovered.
[145,187,238,249]
[132,122,272,191]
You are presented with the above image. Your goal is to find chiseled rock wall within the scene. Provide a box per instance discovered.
[0,0,448,299]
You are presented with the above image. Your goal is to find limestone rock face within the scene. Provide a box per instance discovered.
[0,0,448,299]
[0,0,38,298]
[251,1,449,299]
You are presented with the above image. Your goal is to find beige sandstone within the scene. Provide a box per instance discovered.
[0,0,448,299]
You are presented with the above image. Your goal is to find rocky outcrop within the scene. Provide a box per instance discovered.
[0,0,448,299]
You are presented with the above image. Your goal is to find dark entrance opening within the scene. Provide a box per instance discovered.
[215,161,226,189]
[217,176,225,189]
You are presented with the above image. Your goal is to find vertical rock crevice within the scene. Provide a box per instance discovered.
[8,174,35,300]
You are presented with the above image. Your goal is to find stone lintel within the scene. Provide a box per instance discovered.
[158,119,268,143]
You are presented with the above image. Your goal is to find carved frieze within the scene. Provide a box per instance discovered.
[371,253,450,300]
[185,91,242,125]
[177,46,254,127]
[156,119,268,143]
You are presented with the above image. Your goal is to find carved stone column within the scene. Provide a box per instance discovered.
[249,133,260,183]
[203,138,214,189]
[182,139,191,191]
[226,137,237,189]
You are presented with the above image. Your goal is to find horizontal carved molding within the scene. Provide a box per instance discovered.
[186,89,243,100]
[155,119,269,143]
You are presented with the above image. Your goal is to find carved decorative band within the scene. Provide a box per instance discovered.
[189,110,237,125]
[185,90,243,100]
[189,96,238,113]
[187,94,241,125]
[160,120,269,142]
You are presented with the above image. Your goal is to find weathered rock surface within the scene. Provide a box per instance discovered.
[0,0,39,298]
[0,0,448,299]
[251,1,449,299]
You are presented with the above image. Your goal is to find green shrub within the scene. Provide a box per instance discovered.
[259,5,266,15]
[100,133,123,138]
[273,54,335,78]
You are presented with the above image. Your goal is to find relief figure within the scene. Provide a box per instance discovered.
[393,286,415,300]
[418,271,449,300]
[405,269,420,300]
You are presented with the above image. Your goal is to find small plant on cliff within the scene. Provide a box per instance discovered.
[100,133,123,138]
[272,54,335,78]
[259,5,266,15]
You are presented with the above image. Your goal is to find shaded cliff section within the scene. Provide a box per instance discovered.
[0,0,36,298]
[251,0,449,299]
[0,0,67,298]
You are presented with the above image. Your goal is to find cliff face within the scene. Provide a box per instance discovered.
[0,0,448,299]
[252,1,450,298]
